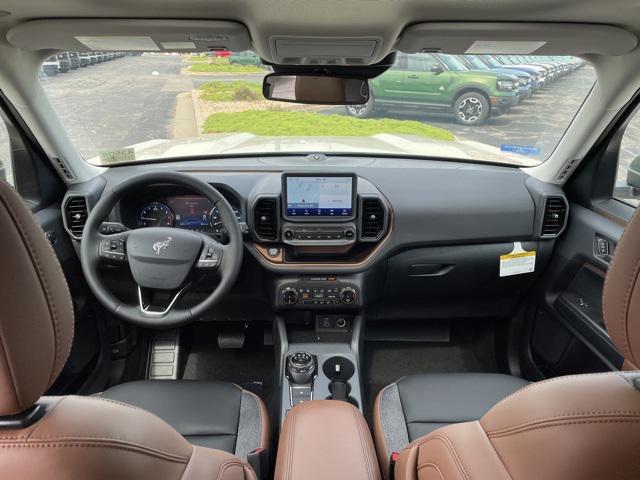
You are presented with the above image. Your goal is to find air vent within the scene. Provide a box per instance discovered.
[360,197,386,240]
[541,197,567,237]
[52,157,76,181]
[64,196,89,238]
[254,197,278,241]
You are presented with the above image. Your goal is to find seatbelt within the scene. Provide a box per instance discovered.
[247,447,269,480]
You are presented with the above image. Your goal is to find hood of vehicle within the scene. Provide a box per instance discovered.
[458,70,518,81]
[88,133,540,167]
[489,68,529,79]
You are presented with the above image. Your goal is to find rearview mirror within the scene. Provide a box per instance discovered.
[431,64,444,74]
[263,74,369,105]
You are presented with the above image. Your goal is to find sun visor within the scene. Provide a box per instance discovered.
[397,23,637,56]
[6,19,252,53]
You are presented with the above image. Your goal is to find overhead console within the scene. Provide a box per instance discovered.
[250,173,391,268]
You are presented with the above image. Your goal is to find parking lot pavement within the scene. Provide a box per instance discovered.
[321,66,597,161]
[41,55,189,159]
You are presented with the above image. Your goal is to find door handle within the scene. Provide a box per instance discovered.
[407,74,419,79]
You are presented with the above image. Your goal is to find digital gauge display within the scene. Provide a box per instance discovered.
[166,196,213,229]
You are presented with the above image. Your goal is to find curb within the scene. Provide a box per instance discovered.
[191,90,205,136]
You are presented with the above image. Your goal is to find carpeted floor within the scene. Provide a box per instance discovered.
[362,320,499,421]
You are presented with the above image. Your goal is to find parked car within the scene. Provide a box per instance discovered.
[483,55,547,88]
[346,52,519,125]
[67,51,80,69]
[56,52,72,73]
[78,52,91,67]
[229,50,262,66]
[40,56,60,76]
[458,54,534,100]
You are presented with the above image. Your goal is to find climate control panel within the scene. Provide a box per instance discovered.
[276,277,360,309]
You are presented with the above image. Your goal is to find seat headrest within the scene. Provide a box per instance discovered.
[603,209,640,369]
[0,181,74,416]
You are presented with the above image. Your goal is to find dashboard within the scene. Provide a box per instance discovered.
[62,156,568,319]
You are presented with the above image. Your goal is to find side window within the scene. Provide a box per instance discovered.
[423,55,440,72]
[0,117,12,186]
[393,53,408,71]
[614,110,640,206]
[407,55,426,72]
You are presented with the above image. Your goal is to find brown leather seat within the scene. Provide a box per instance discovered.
[389,209,640,480]
[0,180,260,479]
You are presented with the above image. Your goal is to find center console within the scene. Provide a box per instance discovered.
[274,400,381,480]
[274,312,380,479]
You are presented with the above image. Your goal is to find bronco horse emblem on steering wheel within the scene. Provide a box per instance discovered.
[152,237,172,256]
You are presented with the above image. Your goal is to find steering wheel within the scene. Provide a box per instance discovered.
[80,171,243,328]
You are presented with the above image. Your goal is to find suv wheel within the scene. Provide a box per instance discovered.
[454,92,489,126]
[345,95,374,118]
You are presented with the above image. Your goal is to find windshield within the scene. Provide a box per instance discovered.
[437,54,469,71]
[40,52,595,166]
[463,55,487,69]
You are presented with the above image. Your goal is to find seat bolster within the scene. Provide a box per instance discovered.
[373,382,409,479]
[235,389,271,459]
[181,445,256,480]
[479,372,640,480]
[395,421,511,480]
[0,396,256,480]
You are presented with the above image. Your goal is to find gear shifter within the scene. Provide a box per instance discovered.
[287,351,316,384]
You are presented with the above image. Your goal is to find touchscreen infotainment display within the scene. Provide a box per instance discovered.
[285,176,354,218]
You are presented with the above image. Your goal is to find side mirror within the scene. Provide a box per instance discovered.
[263,74,369,105]
[431,64,444,74]
[627,155,640,190]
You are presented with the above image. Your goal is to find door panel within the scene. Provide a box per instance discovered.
[402,55,451,105]
[529,203,628,377]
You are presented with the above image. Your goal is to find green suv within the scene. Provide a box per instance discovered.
[346,53,519,125]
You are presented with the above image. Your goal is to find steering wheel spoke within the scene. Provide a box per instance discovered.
[138,284,190,317]
[98,230,130,263]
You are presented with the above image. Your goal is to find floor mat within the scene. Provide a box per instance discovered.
[182,323,275,400]
[362,321,499,421]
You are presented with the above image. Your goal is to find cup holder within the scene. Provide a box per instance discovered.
[322,356,355,382]
[328,380,352,397]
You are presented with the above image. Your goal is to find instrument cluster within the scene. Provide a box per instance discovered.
[135,195,241,235]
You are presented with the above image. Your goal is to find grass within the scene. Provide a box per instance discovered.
[189,62,265,73]
[202,109,455,140]
[198,81,263,102]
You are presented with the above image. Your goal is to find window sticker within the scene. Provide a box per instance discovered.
[500,242,536,277]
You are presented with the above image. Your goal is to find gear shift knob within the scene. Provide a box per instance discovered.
[287,352,316,384]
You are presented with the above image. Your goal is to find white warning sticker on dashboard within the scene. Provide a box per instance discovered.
[499,242,536,277]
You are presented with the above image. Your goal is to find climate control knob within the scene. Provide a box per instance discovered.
[282,287,299,305]
[284,228,294,240]
[340,287,357,305]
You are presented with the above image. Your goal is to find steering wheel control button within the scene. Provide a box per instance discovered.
[99,238,127,262]
[197,245,222,268]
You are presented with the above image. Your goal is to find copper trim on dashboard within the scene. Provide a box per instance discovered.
[252,204,394,268]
